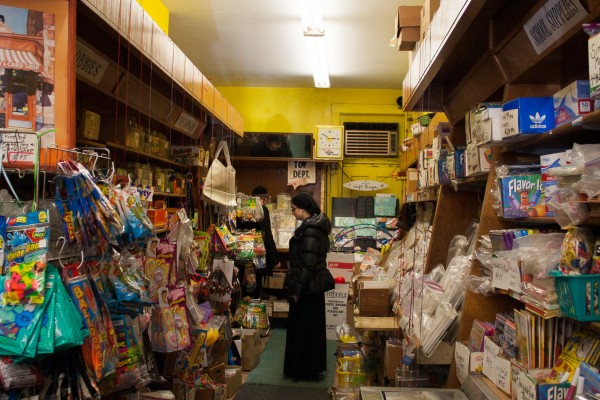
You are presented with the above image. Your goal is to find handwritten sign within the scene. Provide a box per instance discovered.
[287,161,316,186]
[455,342,470,384]
[512,367,537,400]
[494,356,512,394]
[493,258,522,293]
[470,352,484,373]
[0,132,36,168]
[523,0,587,55]
[502,109,520,137]
[343,180,388,191]
[325,284,349,340]
[590,32,600,98]
[483,336,500,379]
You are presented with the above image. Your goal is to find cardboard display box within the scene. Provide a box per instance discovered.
[385,340,403,379]
[420,0,440,39]
[189,386,226,400]
[397,27,420,51]
[242,328,260,371]
[224,366,242,398]
[76,109,101,140]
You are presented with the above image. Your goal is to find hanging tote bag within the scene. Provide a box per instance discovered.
[202,140,237,207]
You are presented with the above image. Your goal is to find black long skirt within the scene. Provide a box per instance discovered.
[283,293,327,379]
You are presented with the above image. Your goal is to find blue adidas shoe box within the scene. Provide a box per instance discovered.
[502,97,555,136]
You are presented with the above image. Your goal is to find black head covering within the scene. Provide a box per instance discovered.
[291,192,321,215]
[251,186,269,196]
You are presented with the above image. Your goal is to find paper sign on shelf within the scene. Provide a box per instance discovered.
[325,284,349,340]
[287,161,316,188]
[454,342,470,384]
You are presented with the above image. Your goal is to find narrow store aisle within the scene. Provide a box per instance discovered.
[235,328,337,399]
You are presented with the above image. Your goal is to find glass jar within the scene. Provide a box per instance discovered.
[153,167,165,193]
[163,135,171,158]
[125,120,140,149]
[174,173,184,195]
[164,169,175,193]
[145,164,153,189]
[151,130,161,155]
[136,123,145,151]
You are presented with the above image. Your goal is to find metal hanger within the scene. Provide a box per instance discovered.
[57,236,85,270]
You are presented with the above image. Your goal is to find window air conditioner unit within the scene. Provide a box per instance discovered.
[344,130,398,157]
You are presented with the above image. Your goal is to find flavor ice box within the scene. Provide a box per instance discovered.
[499,174,546,218]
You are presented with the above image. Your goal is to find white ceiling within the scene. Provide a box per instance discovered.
[161,0,424,90]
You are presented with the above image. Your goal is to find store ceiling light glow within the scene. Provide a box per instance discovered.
[300,0,329,88]
[301,0,324,37]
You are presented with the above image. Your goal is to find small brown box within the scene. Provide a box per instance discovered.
[406,168,418,193]
[358,287,390,316]
[385,340,403,379]
[206,362,225,384]
[76,109,101,140]
[396,6,421,29]
[225,366,243,398]
[397,27,420,51]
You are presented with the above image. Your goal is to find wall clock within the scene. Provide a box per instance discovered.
[315,125,344,160]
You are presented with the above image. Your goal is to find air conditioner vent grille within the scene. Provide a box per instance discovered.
[344,130,398,157]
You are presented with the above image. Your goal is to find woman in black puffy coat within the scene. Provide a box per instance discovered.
[284,191,331,380]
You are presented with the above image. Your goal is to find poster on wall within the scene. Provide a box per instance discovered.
[0,4,56,166]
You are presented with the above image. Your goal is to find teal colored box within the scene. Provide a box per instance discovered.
[502,97,555,134]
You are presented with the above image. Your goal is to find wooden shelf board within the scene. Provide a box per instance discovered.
[354,316,398,331]
[77,138,194,171]
[154,192,186,198]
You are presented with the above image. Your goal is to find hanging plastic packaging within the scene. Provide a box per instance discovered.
[0,272,51,358]
[3,210,51,305]
[63,265,118,382]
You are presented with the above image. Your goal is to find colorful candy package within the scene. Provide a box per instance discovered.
[63,265,117,382]
[0,273,50,358]
[3,210,51,305]
[111,315,145,391]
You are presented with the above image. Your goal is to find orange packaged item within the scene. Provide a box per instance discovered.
[147,209,168,228]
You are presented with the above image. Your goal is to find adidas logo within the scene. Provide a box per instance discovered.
[529,112,547,129]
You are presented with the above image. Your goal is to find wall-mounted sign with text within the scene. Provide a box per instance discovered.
[343,180,388,191]
[287,161,316,188]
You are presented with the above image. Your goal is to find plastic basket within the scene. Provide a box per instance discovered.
[555,275,600,322]
[336,357,368,388]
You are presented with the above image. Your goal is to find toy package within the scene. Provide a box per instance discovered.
[4,210,51,305]
[559,227,594,275]
[499,173,545,218]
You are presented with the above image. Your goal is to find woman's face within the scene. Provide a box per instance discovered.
[291,204,308,221]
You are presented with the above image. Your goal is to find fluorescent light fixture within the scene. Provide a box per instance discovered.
[301,0,324,36]
[306,36,329,88]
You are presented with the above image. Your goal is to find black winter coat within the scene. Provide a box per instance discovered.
[287,213,332,297]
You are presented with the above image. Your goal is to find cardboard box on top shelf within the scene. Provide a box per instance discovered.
[395,6,421,36]
[397,27,420,51]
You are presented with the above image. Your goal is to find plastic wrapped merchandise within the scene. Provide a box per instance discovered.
[546,187,590,228]
[559,227,594,275]
[438,256,472,308]
[447,235,469,265]
[276,193,291,210]
[464,275,494,296]
[510,232,565,278]
[571,143,600,199]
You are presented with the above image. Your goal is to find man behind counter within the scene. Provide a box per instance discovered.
[250,134,293,158]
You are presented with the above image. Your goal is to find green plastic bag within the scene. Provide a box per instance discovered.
[53,272,86,352]
[36,265,58,355]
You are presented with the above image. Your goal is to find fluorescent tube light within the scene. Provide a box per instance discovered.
[301,0,324,36]
[306,36,329,88]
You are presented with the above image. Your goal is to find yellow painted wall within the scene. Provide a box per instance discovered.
[219,86,416,213]
[136,0,169,34]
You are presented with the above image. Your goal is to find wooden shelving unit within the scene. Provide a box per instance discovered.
[401,0,600,390]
